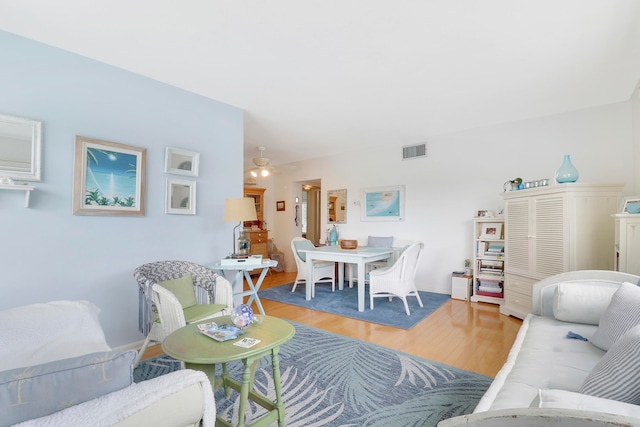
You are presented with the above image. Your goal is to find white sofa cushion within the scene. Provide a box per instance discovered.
[591,282,640,351]
[582,324,640,404]
[552,282,618,325]
[531,389,640,419]
[0,300,111,371]
[478,315,604,412]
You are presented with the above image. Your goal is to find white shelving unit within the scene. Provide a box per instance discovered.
[470,217,505,305]
[0,184,35,207]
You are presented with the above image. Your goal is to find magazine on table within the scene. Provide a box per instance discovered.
[197,322,245,342]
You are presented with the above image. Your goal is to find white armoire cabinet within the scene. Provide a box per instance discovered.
[500,183,623,319]
[614,214,640,276]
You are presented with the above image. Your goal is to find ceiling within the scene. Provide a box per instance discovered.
[1,1,640,171]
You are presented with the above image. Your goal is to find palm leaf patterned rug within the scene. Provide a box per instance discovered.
[135,322,490,427]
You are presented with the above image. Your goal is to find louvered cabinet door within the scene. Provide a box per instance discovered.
[504,199,532,277]
[533,195,566,278]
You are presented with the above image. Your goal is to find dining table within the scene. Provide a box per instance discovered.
[297,245,394,312]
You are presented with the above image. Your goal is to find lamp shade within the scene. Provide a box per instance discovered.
[224,198,257,222]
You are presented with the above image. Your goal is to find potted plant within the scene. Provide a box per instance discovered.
[504,177,522,191]
[464,259,473,276]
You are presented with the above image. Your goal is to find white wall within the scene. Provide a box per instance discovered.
[272,102,635,294]
[0,31,244,347]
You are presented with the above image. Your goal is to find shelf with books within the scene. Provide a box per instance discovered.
[471,217,505,305]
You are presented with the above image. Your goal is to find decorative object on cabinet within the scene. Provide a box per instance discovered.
[327,189,347,223]
[554,154,579,183]
[500,183,623,319]
[471,217,504,305]
[164,147,199,177]
[276,200,285,211]
[614,214,640,275]
[223,197,257,256]
[72,136,146,216]
[0,113,42,182]
[620,196,640,214]
[243,187,265,226]
[165,178,196,215]
[361,185,405,221]
[503,177,522,192]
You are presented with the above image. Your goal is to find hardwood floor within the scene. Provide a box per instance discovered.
[143,271,522,378]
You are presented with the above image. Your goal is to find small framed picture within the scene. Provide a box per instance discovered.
[276,200,285,211]
[476,210,487,217]
[480,222,503,239]
[621,196,640,214]
[164,147,200,177]
[165,178,196,215]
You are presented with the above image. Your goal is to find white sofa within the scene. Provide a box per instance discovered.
[440,270,640,426]
[0,300,215,427]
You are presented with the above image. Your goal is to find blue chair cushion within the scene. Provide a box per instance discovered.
[293,239,315,262]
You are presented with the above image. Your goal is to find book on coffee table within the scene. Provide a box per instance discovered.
[197,322,245,342]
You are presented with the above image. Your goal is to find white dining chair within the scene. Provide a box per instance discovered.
[290,237,336,297]
[368,242,424,315]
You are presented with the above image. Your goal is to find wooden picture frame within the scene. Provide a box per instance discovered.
[165,178,196,215]
[480,222,503,239]
[361,185,405,221]
[72,136,146,216]
[164,146,200,177]
[276,200,286,211]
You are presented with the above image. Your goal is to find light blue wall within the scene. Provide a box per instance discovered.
[0,31,244,347]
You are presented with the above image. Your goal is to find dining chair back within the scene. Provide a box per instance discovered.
[368,242,424,315]
[290,237,336,297]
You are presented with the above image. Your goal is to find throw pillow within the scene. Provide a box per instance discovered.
[293,239,314,262]
[581,324,640,404]
[157,273,198,308]
[0,350,136,426]
[552,282,618,325]
[590,282,640,351]
[0,300,111,372]
[368,236,393,248]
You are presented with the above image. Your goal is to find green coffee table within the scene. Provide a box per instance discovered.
[162,315,295,427]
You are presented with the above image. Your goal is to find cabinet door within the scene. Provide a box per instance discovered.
[533,195,566,277]
[505,199,531,276]
[620,219,640,275]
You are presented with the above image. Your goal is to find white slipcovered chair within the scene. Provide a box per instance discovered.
[348,237,412,288]
[134,260,234,366]
[290,237,336,297]
[368,242,424,315]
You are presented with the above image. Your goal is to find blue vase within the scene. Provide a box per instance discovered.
[329,225,338,246]
[555,154,579,183]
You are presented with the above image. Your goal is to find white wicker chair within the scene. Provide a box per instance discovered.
[134,260,234,366]
[290,237,336,297]
[368,242,424,315]
[347,238,412,288]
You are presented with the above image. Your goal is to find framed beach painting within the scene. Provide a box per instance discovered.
[361,185,405,221]
[72,136,146,216]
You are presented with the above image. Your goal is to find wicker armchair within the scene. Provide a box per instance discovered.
[290,237,336,297]
[368,242,424,315]
[134,260,233,365]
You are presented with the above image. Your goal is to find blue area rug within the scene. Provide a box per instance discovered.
[258,283,450,329]
[135,322,490,426]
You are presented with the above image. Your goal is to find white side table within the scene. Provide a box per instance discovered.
[208,259,277,315]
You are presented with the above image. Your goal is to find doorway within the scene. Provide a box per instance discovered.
[298,181,321,245]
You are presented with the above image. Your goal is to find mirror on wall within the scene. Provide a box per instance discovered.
[327,189,347,224]
[0,113,42,182]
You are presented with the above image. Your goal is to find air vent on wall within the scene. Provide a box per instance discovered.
[402,143,427,160]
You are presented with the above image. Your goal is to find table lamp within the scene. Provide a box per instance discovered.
[224,197,257,256]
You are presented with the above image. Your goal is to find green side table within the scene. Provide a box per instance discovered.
[162,315,295,427]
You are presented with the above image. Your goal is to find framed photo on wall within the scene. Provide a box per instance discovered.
[72,136,146,216]
[276,200,285,211]
[164,146,200,177]
[361,185,405,221]
[165,178,196,215]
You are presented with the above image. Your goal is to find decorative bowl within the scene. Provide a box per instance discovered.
[340,239,358,250]
[231,304,254,329]
[628,204,640,214]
